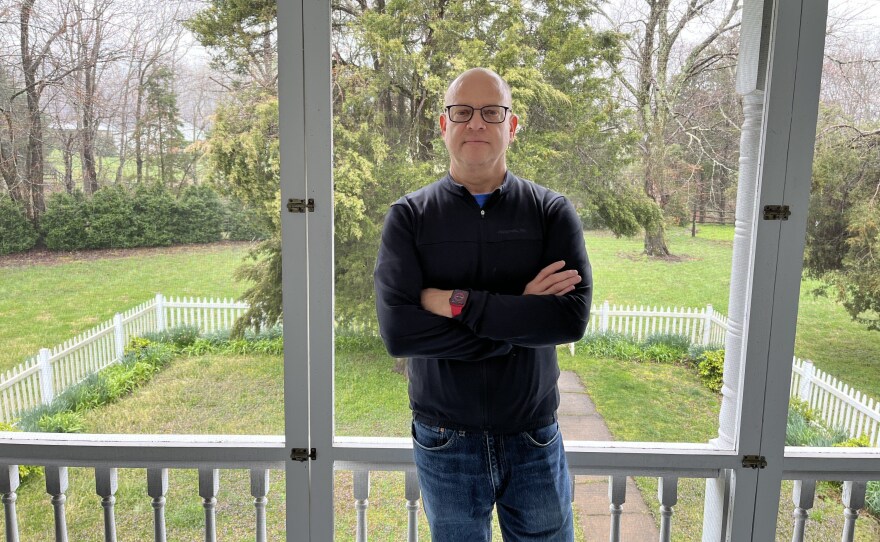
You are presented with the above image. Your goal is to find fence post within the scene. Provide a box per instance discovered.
[600,301,610,333]
[702,304,713,346]
[114,314,125,362]
[39,348,54,405]
[155,294,166,332]
[798,360,814,403]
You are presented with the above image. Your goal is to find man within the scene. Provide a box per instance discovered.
[374,68,592,541]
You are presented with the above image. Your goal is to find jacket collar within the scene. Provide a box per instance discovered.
[442,171,515,198]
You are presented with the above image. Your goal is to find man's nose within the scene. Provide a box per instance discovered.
[466,113,486,129]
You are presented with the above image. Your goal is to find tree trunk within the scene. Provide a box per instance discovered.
[644,223,671,257]
[642,148,671,256]
[21,0,45,219]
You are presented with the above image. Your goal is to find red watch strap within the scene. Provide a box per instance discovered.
[450,303,464,317]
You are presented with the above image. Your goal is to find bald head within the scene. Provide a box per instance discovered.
[444,68,512,107]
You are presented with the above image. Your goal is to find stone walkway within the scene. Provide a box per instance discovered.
[557,371,660,541]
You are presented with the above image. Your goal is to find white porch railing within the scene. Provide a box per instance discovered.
[0,435,876,541]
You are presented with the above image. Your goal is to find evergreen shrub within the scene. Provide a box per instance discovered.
[41,191,90,250]
[132,183,176,246]
[175,185,223,243]
[225,200,270,241]
[0,197,38,254]
[87,185,139,248]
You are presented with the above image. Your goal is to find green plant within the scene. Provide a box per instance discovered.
[687,343,724,365]
[131,183,176,247]
[36,411,85,433]
[641,343,683,363]
[789,398,820,425]
[785,406,849,447]
[174,185,224,244]
[578,332,643,360]
[832,434,871,448]
[697,350,725,392]
[41,191,90,250]
[125,336,153,355]
[86,185,139,248]
[867,481,880,518]
[0,197,39,255]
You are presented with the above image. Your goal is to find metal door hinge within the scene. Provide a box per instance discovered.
[742,455,767,469]
[291,448,316,462]
[287,198,315,213]
[763,205,790,220]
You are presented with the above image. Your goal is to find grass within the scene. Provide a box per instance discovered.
[587,224,880,403]
[0,242,251,373]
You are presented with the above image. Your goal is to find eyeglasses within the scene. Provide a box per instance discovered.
[445,105,511,124]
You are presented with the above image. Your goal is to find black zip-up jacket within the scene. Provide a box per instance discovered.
[374,172,592,433]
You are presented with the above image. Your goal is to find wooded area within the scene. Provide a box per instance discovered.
[1,0,878,329]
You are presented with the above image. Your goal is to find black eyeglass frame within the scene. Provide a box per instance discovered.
[444,104,511,124]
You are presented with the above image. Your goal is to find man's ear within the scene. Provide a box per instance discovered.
[439,113,447,136]
[508,114,518,139]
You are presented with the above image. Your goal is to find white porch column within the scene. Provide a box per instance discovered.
[703,0,771,537]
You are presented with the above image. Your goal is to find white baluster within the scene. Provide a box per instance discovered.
[608,476,626,542]
[95,467,118,542]
[45,466,69,542]
[250,469,269,542]
[147,468,168,542]
[841,481,866,542]
[658,476,678,541]
[790,479,815,542]
[199,468,220,542]
[405,470,420,542]
[0,465,20,542]
[354,470,370,542]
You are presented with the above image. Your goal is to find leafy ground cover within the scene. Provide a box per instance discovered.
[0,242,251,372]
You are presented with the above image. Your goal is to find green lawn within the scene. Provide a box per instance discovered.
[0,242,251,373]
[587,224,880,402]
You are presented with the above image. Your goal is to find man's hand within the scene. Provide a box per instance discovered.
[421,288,454,317]
[523,260,581,296]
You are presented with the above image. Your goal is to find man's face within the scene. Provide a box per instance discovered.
[440,72,517,176]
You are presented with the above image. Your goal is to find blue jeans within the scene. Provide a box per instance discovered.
[412,419,574,541]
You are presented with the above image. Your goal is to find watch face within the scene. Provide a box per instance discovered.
[450,290,468,305]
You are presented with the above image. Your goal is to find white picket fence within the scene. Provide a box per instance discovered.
[586,301,728,346]
[0,295,247,424]
[791,358,880,447]
[2,298,878,446]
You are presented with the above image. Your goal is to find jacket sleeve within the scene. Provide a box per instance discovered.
[457,196,592,347]
[374,201,513,360]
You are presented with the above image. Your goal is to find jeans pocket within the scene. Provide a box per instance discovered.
[522,422,561,448]
[412,421,457,451]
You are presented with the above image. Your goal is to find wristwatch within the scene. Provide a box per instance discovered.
[449,289,469,317]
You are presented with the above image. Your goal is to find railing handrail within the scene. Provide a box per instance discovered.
[0,432,286,468]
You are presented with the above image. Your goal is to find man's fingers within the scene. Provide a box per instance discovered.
[539,274,582,295]
[535,269,579,292]
[533,260,566,282]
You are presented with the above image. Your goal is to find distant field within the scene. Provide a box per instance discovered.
[0,243,252,372]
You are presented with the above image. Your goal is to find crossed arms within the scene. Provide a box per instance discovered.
[374,196,592,360]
